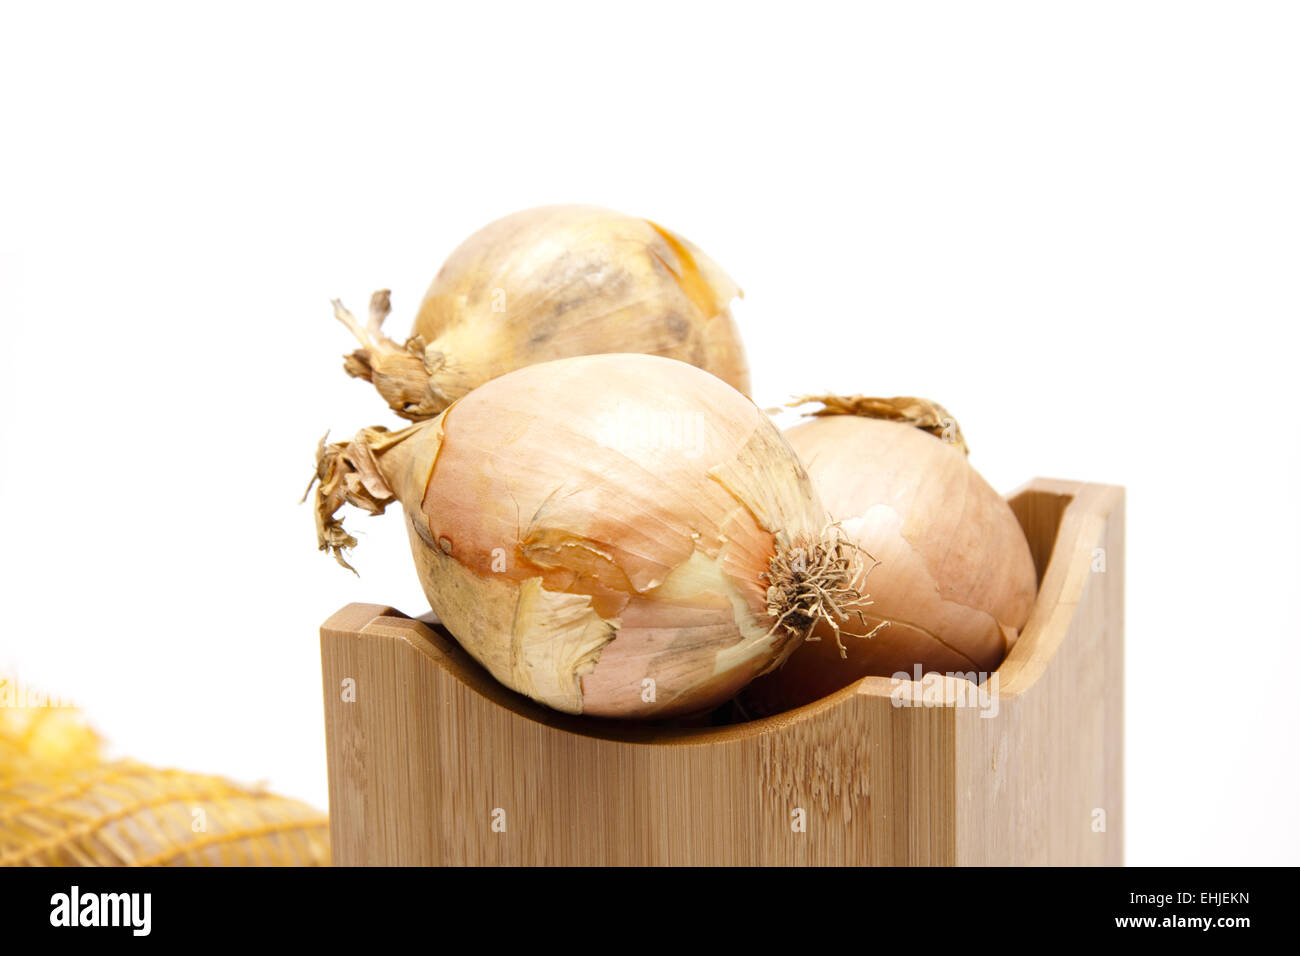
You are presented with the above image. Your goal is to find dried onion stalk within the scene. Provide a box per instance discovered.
[310,354,875,719]
[741,396,1038,716]
[335,205,751,420]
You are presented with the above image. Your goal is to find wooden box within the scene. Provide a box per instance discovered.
[320,477,1123,865]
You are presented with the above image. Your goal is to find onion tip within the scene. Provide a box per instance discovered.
[788,394,970,455]
[334,293,449,420]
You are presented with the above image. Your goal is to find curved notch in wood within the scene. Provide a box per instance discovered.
[322,477,1119,740]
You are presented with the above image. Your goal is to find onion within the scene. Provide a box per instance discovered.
[332,205,750,421]
[741,396,1038,717]
[309,356,872,719]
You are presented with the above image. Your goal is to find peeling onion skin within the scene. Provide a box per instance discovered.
[741,415,1039,717]
[316,354,854,720]
[340,205,751,420]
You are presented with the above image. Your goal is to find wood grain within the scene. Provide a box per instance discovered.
[320,477,1124,865]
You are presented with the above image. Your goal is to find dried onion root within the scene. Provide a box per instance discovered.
[310,354,879,719]
[762,531,889,659]
[741,395,1038,716]
[333,205,751,420]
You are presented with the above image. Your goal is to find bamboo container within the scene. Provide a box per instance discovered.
[320,477,1124,865]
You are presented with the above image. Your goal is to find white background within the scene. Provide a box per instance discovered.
[1,2,1296,865]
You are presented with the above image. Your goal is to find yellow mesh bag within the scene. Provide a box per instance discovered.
[0,678,330,866]
[0,761,330,866]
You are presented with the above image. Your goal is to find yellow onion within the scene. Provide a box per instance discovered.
[333,205,750,420]
[741,396,1038,716]
[310,355,871,719]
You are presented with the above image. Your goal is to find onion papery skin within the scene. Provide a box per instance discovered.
[344,205,751,420]
[325,354,833,719]
[742,414,1038,717]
